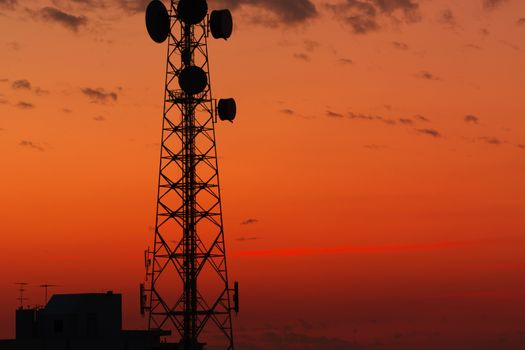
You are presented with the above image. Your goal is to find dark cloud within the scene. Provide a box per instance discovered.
[215,0,318,24]
[19,140,44,151]
[392,41,409,50]
[280,109,295,115]
[117,0,151,14]
[12,79,31,90]
[517,144,525,149]
[415,70,440,80]
[0,0,17,9]
[0,78,8,82]
[399,118,413,124]
[339,58,354,64]
[81,87,118,104]
[464,115,479,124]
[327,0,420,34]
[93,115,106,122]
[236,236,261,241]
[479,136,501,145]
[241,218,258,225]
[6,41,21,51]
[416,128,441,138]
[348,111,396,125]
[415,114,430,122]
[16,101,35,109]
[39,7,88,32]
[519,18,525,26]
[63,108,72,113]
[439,8,456,27]
[326,110,344,118]
[293,53,310,61]
[483,0,508,10]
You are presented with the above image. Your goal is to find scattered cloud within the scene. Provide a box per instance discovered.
[280,109,295,115]
[0,78,8,83]
[392,41,409,50]
[236,236,261,242]
[338,58,354,64]
[6,41,21,51]
[439,8,457,27]
[464,114,479,124]
[0,0,17,9]
[399,118,413,124]
[518,18,525,26]
[19,140,44,151]
[63,108,72,113]
[241,218,259,225]
[517,144,525,149]
[12,79,31,90]
[348,111,396,125]
[93,115,106,122]
[81,87,118,104]
[414,114,430,122]
[303,39,319,52]
[479,136,501,145]
[327,0,420,34]
[16,101,35,109]
[216,0,318,24]
[415,71,440,81]
[293,52,310,61]
[38,7,88,32]
[483,0,509,10]
[416,128,441,138]
[326,110,344,118]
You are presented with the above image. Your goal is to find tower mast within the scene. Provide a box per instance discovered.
[143,1,238,349]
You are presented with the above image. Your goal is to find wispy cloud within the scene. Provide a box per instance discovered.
[81,87,118,104]
[0,0,17,10]
[241,218,258,225]
[415,71,440,81]
[12,79,31,90]
[416,128,441,138]
[19,140,44,151]
[234,239,491,257]
[392,41,409,50]
[464,115,479,124]
[479,136,501,145]
[16,101,35,109]
[236,236,261,242]
[38,7,88,32]
[327,0,420,34]
[216,0,318,25]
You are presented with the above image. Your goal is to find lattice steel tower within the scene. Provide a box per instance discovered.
[141,1,238,349]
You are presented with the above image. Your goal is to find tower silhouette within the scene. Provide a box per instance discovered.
[142,1,238,350]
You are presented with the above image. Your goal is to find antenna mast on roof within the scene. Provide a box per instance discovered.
[39,284,59,306]
[15,282,28,310]
[142,1,239,349]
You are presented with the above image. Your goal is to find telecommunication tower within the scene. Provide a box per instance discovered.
[141,1,239,349]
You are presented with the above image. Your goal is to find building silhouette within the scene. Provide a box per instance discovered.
[0,291,174,350]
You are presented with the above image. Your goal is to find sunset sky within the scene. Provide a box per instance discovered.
[1,0,525,349]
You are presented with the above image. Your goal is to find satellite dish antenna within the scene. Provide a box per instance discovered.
[146,0,170,43]
[178,66,208,95]
[218,98,236,122]
[210,10,233,40]
[177,0,208,25]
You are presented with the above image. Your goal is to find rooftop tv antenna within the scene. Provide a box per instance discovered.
[39,284,59,306]
[15,282,28,310]
[142,1,238,349]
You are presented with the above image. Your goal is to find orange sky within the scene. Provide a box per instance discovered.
[1,0,525,349]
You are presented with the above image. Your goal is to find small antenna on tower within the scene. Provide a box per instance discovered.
[15,282,28,310]
[39,284,59,306]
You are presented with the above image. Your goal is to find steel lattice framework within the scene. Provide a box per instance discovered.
[143,2,236,349]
